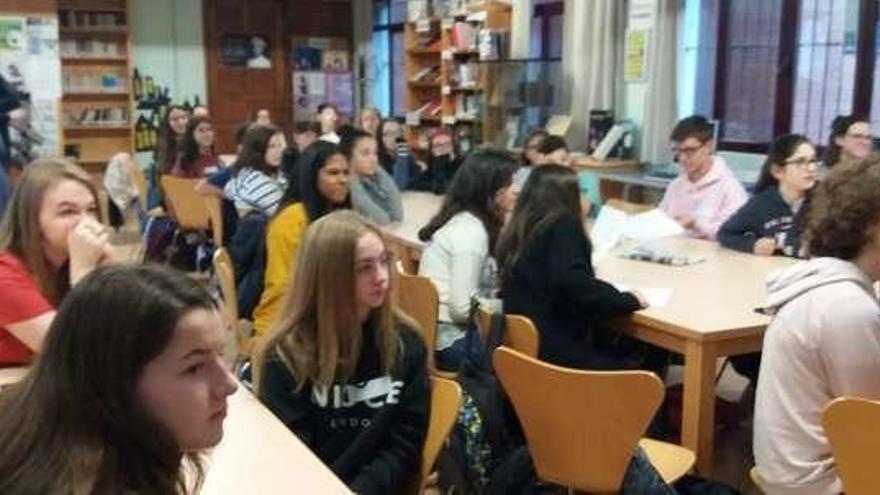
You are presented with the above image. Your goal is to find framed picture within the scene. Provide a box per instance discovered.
[220,34,271,69]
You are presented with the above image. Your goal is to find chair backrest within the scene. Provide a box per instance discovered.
[389,239,418,274]
[395,271,439,374]
[419,377,462,488]
[474,306,539,359]
[160,175,224,247]
[822,397,880,495]
[493,346,664,492]
[213,248,252,356]
[605,198,653,215]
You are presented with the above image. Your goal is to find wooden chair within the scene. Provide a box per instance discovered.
[389,238,418,275]
[749,466,767,494]
[212,248,253,358]
[415,376,462,493]
[474,305,539,359]
[492,347,695,492]
[160,175,224,248]
[395,271,441,375]
[605,197,653,215]
[822,397,880,495]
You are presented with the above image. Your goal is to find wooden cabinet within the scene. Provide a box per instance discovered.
[57,0,133,174]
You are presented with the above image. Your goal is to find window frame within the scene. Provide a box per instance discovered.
[710,0,878,152]
[373,0,406,117]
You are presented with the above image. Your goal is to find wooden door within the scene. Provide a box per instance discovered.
[203,0,286,153]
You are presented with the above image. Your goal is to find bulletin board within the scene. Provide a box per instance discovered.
[291,36,354,122]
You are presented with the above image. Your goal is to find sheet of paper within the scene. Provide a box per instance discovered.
[590,205,628,254]
[621,208,684,241]
[612,284,673,309]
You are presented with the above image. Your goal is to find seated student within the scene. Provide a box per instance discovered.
[753,156,880,495]
[660,115,748,240]
[823,114,873,169]
[418,150,518,370]
[0,159,114,365]
[520,128,549,166]
[254,107,272,126]
[497,165,650,370]
[255,210,429,495]
[0,264,238,493]
[149,104,188,209]
[357,106,381,137]
[223,124,288,218]
[378,118,420,189]
[192,104,210,119]
[293,120,320,152]
[252,141,351,336]
[317,103,341,144]
[513,133,569,193]
[411,129,462,194]
[341,129,403,225]
[719,134,818,258]
[171,116,221,178]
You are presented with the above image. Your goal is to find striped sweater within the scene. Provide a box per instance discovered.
[223,167,287,217]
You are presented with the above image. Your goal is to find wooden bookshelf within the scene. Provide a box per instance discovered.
[404,1,510,153]
[58,0,134,174]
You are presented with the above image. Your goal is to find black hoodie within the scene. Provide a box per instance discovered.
[261,323,429,495]
[717,186,808,257]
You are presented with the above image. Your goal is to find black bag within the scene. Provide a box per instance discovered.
[437,309,539,494]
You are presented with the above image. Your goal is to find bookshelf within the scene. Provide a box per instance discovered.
[58,0,133,175]
[404,0,510,153]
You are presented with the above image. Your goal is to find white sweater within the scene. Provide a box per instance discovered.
[418,212,492,347]
[754,257,880,495]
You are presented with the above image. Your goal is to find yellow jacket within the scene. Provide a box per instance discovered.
[253,203,309,336]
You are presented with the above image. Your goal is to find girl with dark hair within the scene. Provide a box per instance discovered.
[496,165,647,370]
[223,124,287,217]
[0,159,113,365]
[252,140,351,336]
[154,105,189,174]
[520,128,549,165]
[254,210,428,495]
[417,149,518,370]
[0,264,238,494]
[172,116,220,178]
[823,115,872,168]
[536,134,571,166]
[719,134,818,257]
[377,118,419,189]
[512,131,565,193]
[341,129,403,225]
[412,129,462,194]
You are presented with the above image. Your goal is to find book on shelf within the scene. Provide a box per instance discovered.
[414,99,443,117]
[413,33,441,50]
[477,28,508,61]
[449,22,477,52]
[450,62,478,88]
[454,93,483,119]
[410,66,441,83]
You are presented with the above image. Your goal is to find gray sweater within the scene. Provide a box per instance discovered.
[350,167,404,224]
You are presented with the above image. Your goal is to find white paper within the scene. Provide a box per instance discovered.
[591,205,628,254]
[621,209,684,241]
[612,284,673,309]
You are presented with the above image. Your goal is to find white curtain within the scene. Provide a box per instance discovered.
[561,0,626,150]
[509,0,532,60]
[352,0,374,111]
[639,0,682,162]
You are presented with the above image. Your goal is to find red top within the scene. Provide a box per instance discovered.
[0,253,53,364]
[171,152,220,178]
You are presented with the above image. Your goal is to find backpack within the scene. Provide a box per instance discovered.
[437,308,541,494]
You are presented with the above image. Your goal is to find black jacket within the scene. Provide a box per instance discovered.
[717,186,807,257]
[500,213,641,369]
[261,323,429,495]
[0,75,20,166]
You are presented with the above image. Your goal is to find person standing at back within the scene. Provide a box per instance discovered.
[660,115,747,240]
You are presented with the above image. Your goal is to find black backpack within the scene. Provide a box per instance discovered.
[437,309,543,494]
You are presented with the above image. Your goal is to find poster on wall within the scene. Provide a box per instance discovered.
[290,36,353,122]
[624,30,649,82]
[220,34,272,69]
[0,15,61,160]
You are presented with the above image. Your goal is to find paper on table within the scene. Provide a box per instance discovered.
[612,283,673,308]
[621,209,684,241]
[591,205,628,254]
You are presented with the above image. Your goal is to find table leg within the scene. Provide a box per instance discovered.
[681,340,718,475]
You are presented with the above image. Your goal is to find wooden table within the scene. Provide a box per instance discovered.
[572,157,645,203]
[386,193,793,475]
[202,387,351,494]
[595,237,795,475]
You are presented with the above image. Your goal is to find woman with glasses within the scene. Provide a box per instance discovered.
[659,115,748,239]
[823,115,873,169]
[718,134,818,258]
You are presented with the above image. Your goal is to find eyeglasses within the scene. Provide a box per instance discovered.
[783,157,820,169]
[846,132,873,141]
[670,142,706,157]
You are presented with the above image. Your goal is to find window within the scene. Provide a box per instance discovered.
[372,0,407,117]
[682,0,876,151]
[532,1,564,60]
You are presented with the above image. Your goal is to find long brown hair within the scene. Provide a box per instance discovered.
[254,210,417,392]
[496,164,582,284]
[0,264,217,494]
[154,104,188,173]
[232,124,283,177]
[0,159,98,305]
